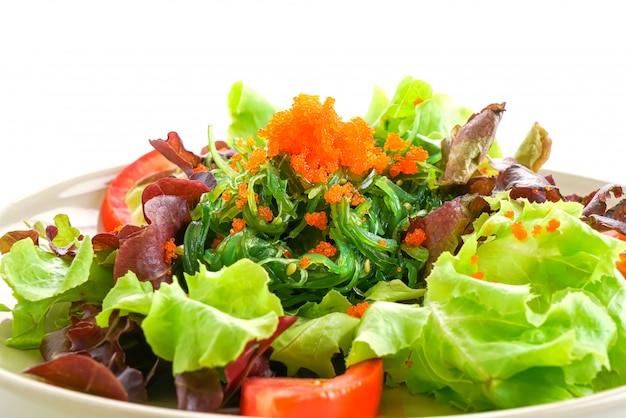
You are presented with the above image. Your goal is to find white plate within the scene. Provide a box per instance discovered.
[1,167,626,418]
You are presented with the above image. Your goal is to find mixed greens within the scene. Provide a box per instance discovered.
[2,76,626,415]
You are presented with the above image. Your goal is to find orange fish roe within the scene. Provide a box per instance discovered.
[235,182,259,211]
[546,218,561,233]
[300,255,311,268]
[221,189,232,202]
[244,147,268,174]
[346,301,370,319]
[351,191,366,207]
[404,228,427,247]
[378,239,387,248]
[324,182,360,205]
[471,271,485,280]
[532,224,543,238]
[229,154,244,171]
[304,211,328,230]
[258,94,387,184]
[510,221,528,241]
[384,133,410,152]
[236,136,256,149]
[470,254,479,265]
[257,205,274,223]
[308,241,337,257]
[230,218,246,235]
[163,238,177,264]
[504,210,515,219]
[389,145,429,178]
[413,98,425,106]
[369,152,392,175]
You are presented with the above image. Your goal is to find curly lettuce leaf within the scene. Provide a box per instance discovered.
[439,103,506,185]
[1,233,113,349]
[365,76,474,159]
[1,236,93,302]
[348,196,626,411]
[97,259,283,375]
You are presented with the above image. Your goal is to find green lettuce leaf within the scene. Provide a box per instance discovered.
[97,259,283,375]
[364,76,475,161]
[292,289,352,318]
[1,235,113,349]
[227,81,279,145]
[96,270,153,327]
[363,279,426,302]
[1,236,94,302]
[514,122,553,172]
[365,76,434,140]
[348,195,626,411]
[271,291,358,378]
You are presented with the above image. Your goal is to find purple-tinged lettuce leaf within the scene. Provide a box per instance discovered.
[149,131,204,176]
[439,103,506,185]
[581,183,623,218]
[23,353,131,401]
[405,195,489,275]
[0,230,39,254]
[494,164,562,203]
[189,170,218,190]
[38,305,152,403]
[222,315,297,402]
[141,177,212,216]
[175,368,224,412]
[113,195,191,287]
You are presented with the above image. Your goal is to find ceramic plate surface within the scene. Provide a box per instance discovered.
[1,168,626,418]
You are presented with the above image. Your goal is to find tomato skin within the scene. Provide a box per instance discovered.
[240,358,384,418]
[99,150,177,232]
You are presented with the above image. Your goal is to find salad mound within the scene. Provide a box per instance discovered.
[2,76,626,416]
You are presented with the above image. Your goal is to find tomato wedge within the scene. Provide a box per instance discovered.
[99,149,178,232]
[239,358,384,418]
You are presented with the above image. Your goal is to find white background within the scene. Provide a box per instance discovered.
[1,0,625,206]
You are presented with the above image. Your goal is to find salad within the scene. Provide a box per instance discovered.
[2,76,626,418]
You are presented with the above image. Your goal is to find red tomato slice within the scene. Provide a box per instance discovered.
[99,150,178,232]
[240,358,384,418]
